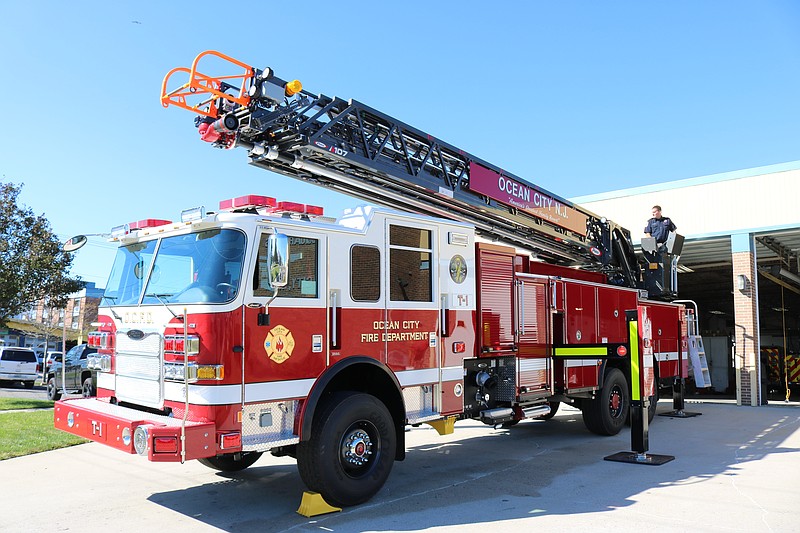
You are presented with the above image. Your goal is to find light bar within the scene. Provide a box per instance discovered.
[129,219,172,230]
[272,202,324,216]
[219,195,277,211]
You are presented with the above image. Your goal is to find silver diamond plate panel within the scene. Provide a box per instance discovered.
[114,331,163,408]
[60,398,197,427]
[403,385,438,424]
[116,331,162,356]
[241,401,299,451]
[116,353,161,380]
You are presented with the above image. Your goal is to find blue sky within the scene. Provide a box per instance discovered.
[2,1,799,287]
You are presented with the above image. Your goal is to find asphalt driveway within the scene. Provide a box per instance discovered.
[2,400,799,532]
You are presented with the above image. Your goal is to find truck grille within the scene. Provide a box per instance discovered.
[115,331,163,409]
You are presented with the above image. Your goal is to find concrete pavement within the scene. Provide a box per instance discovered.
[2,400,799,532]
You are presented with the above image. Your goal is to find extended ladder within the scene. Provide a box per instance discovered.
[161,50,682,298]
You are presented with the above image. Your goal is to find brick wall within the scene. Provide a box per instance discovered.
[732,251,760,406]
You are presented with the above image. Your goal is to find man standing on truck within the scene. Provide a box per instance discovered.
[644,205,676,247]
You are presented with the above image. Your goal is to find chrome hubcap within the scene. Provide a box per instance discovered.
[341,429,372,467]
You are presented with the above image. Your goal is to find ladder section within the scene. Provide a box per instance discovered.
[684,305,712,388]
[687,335,712,388]
[161,51,644,288]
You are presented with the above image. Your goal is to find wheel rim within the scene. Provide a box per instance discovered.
[47,381,55,398]
[339,420,379,478]
[83,383,92,397]
[608,385,624,419]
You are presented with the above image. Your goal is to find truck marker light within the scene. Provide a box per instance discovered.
[154,437,179,454]
[452,341,466,353]
[121,427,132,446]
[284,79,302,96]
[617,345,628,357]
[220,432,241,449]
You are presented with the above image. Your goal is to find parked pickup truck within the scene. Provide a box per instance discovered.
[46,344,98,400]
[0,347,38,388]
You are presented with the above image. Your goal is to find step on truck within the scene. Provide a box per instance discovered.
[55,51,689,507]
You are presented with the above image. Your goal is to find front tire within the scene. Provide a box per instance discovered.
[46,377,61,401]
[82,377,95,397]
[582,368,629,436]
[198,452,263,472]
[296,392,396,507]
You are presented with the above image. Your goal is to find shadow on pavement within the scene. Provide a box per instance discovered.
[147,403,800,532]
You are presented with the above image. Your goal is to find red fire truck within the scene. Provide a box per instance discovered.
[55,51,688,507]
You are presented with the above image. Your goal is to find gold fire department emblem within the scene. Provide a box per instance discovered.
[264,325,295,364]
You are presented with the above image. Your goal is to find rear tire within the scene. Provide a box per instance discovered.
[46,377,61,401]
[539,400,560,420]
[582,368,629,436]
[647,387,659,423]
[198,452,263,472]
[296,392,396,507]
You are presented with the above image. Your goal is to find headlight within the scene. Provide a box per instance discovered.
[133,425,149,456]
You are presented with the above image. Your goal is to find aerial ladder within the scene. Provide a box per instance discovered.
[161,50,676,298]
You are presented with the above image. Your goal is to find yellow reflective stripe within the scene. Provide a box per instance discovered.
[629,320,641,401]
[554,347,607,357]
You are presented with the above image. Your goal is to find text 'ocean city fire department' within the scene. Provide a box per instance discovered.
[55,50,691,508]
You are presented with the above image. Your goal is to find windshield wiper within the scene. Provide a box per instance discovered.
[101,296,122,320]
[145,293,182,321]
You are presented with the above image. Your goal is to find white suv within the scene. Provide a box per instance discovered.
[0,347,38,388]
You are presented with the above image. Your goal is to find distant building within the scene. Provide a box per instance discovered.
[1,282,103,353]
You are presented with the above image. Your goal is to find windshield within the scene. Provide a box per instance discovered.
[102,229,246,306]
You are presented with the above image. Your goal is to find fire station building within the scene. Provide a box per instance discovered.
[573,161,800,407]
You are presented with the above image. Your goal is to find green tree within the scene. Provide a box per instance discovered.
[0,182,84,327]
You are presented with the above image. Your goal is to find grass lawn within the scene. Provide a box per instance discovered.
[0,401,88,460]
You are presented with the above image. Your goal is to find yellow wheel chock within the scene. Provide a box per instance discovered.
[296,491,342,517]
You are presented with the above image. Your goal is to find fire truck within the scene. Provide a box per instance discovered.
[55,51,689,508]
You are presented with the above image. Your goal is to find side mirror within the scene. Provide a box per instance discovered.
[266,232,289,288]
[63,235,88,252]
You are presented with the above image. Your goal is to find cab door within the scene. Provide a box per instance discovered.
[243,229,328,392]
[239,228,328,452]
[384,220,441,422]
